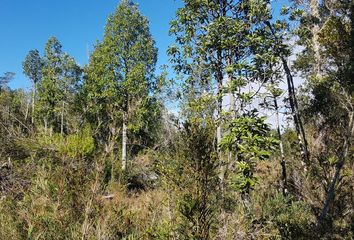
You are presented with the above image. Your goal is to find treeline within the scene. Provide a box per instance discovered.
[0,0,353,239]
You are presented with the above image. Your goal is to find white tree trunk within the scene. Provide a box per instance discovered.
[121,111,128,171]
[44,117,48,136]
[25,97,29,122]
[61,101,64,135]
[31,82,36,124]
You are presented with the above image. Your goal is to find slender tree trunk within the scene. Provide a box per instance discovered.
[215,46,224,170]
[122,110,128,171]
[226,55,236,178]
[216,67,223,151]
[274,93,287,195]
[106,122,117,179]
[60,100,64,135]
[318,3,354,226]
[24,98,29,122]
[282,58,310,166]
[216,56,224,186]
[31,82,36,124]
[216,47,227,239]
[265,21,310,166]
[227,80,234,169]
[317,112,354,227]
[228,55,236,119]
[44,117,48,136]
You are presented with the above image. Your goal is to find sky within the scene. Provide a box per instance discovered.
[0,0,183,90]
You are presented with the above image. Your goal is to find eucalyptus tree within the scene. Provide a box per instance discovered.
[23,49,44,124]
[0,72,14,92]
[82,43,118,155]
[170,0,230,152]
[168,3,293,238]
[37,37,63,134]
[294,0,354,229]
[37,37,81,135]
[59,53,81,135]
[83,0,157,172]
[0,73,31,137]
[0,72,15,133]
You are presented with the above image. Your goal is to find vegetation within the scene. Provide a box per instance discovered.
[1,0,353,239]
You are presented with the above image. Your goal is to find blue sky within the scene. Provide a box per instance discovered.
[0,0,183,90]
[0,0,289,91]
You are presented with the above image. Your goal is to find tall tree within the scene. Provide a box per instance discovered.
[59,53,81,135]
[169,0,227,168]
[314,1,354,227]
[37,37,80,135]
[83,0,157,172]
[0,72,15,92]
[263,19,310,167]
[294,0,354,228]
[82,43,119,155]
[168,0,270,191]
[23,49,43,125]
[38,37,63,134]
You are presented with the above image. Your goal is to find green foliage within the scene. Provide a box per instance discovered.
[230,161,258,192]
[35,126,94,159]
[0,72,15,91]
[156,119,220,239]
[168,0,276,102]
[23,49,43,84]
[262,193,314,239]
[221,112,278,193]
[60,126,95,158]
[81,0,159,164]
[36,37,81,133]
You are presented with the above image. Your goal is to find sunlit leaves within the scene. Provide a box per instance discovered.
[220,112,278,193]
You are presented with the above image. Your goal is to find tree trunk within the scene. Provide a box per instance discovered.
[264,21,310,166]
[318,2,354,226]
[227,77,235,167]
[25,97,29,122]
[61,100,64,135]
[226,55,236,180]
[44,117,48,136]
[317,112,354,227]
[214,45,224,179]
[122,111,128,171]
[106,122,118,179]
[282,58,310,166]
[31,82,36,124]
[216,61,224,186]
[274,94,287,195]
